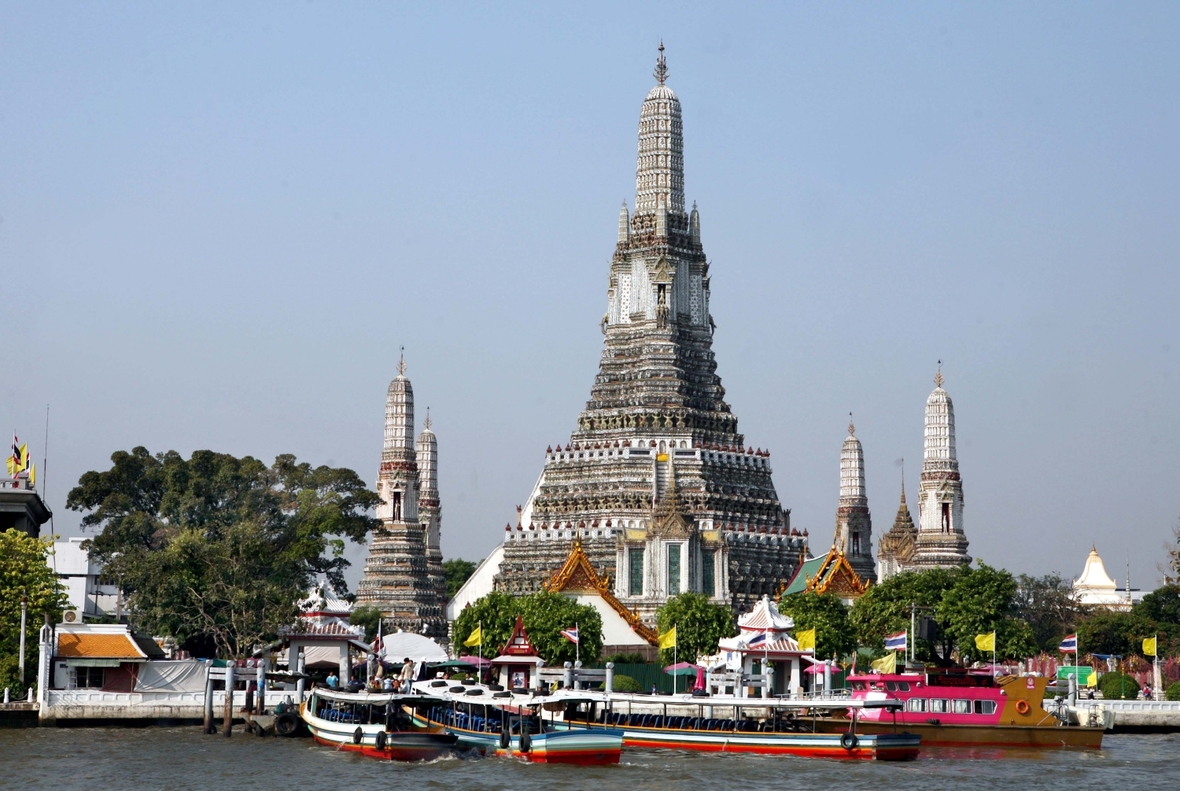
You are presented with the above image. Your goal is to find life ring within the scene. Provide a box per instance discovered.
[353,726,364,745]
[274,712,299,737]
[1016,700,1031,715]
[375,731,387,750]
[840,732,859,751]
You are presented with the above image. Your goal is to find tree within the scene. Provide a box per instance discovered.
[938,562,1037,663]
[450,590,603,664]
[350,606,382,642]
[0,529,69,691]
[518,591,603,665]
[443,559,477,599]
[850,568,957,663]
[452,591,518,659]
[1164,517,1180,586]
[655,592,735,665]
[1136,585,1180,639]
[778,592,856,659]
[67,447,380,657]
[1077,609,1157,657]
[1014,573,1085,652]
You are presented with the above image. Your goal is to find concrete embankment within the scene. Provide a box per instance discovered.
[1101,700,1180,733]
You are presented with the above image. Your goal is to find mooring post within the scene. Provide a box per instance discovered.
[257,657,267,714]
[203,663,215,734]
[223,662,235,737]
[605,662,615,693]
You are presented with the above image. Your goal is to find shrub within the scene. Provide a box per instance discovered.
[611,674,642,693]
[1098,671,1140,700]
[604,653,650,665]
[1165,682,1180,702]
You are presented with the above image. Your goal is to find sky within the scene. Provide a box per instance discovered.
[3,2,1178,593]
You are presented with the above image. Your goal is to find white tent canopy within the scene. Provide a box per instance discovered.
[380,631,447,663]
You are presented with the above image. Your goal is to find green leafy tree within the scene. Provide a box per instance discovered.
[452,591,520,659]
[0,529,69,691]
[655,592,735,665]
[443,559,478,599]
[938,562,1037,663]
[350,605,382,642]
[518,591,603,665]
[850,568,957,663]
[1014,573,1086,652]
[451,590,603,664]
[67,447,379,657]
[1135,585,1180,639]
[778,592,856,658]
[1164,517,1180,586]
[1077,608,1158,658]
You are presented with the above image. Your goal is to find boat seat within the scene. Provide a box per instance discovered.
[651,716,664,728]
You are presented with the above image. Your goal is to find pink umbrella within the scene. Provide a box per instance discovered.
[458,655,492,668]
[664,661,702,676]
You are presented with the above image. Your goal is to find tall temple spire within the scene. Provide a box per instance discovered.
[383,351,415,453]
[835,417,875,582]
[497,48,803,617]
[913,365,971,570]
[635,43,684,214]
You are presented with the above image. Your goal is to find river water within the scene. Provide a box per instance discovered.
[2,728,1178,791]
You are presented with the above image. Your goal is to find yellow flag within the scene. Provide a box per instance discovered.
[1143,636,1157,657]
[975,632,996,652]
[1086,669,1098,688]
[463,625,482,647]
[658,626,677,650]
[28,463,36,488]
[795,628,816,652]
[18,443,28,470]
[871,652,896,674]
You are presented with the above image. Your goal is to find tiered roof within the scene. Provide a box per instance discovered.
[543,539,658,645]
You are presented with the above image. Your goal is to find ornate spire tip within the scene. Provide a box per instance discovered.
[934,360,943,388]
[397,346,407,376]
[653,41,669,85]
[424,407,432,430]
[848,412,855,437]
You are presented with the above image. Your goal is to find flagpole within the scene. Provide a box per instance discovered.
[575,622,579,666]
[673,626,678,696]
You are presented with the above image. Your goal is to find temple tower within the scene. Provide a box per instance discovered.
[912,367,971,570]
[417,411,447,617]
[832,419,876,583]
[877,466,917,580]
[496,45,805,616]
[356,354,448,644]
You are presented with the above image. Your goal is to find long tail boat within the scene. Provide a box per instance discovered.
[553,691,920,761]
[301,688,458,761]
[806,670,1106,748]
[409,680,624,765]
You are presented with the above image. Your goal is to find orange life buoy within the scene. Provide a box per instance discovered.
[1015,699,1031,715]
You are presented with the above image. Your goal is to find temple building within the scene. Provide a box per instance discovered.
[911,368,971,570]
[832,419,875,583]
[356,355,448,645]
[1073,546,1144,611]
[876,470,917,580]
[493,46,806,618]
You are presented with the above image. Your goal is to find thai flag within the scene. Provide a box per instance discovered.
[1059,634,1077,653]
[560,627,579,645]
[748,631,769,647]
[885,631,907,651]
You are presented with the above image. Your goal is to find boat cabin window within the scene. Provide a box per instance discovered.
[952,699,970,714]
[885,681,896,691]
[906,698,926,712]
[973,700,997,715]
[929,699,948,713]
[897,682,910,691]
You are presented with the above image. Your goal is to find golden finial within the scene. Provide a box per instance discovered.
[653,41,669,85]
[848,412,855,437]
[424,407,432,430]
[934,360,943,388]
[397,346,406,376]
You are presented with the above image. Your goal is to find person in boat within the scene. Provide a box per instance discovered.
[399,658,415,692]
[325,671,339,689]
[382,676,394,692]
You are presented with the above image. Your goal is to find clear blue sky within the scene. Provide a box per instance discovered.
[3,2,1178,592]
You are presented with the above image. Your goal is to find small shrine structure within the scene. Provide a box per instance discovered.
[490,616,544,691]
[780,546,870,606]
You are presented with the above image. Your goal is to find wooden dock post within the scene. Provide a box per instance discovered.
[203,663,215,734]
[223,663,235,737]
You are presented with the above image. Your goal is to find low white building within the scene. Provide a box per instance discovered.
[49,537,119,621]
